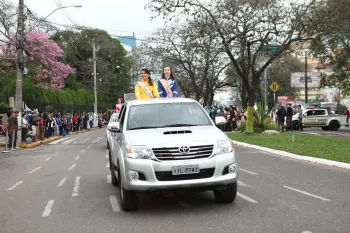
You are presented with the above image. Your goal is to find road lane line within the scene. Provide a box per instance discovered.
[58,177,68,187]
[80,150,85,153]
[107,174,111,183]
[49,137,69,145]
[109,195,120,212]
[42,200,55,217]
[75,156,80,160]
[106,162,109,168]
[105,154,108,159]
[239,168,257,175]
[237,192,258,204]
[44,157,51,162]
[28,167,42,174]
[87,145,91,149]
[68,164,76,170]
[63,138,75,144]
[284,186,330,201]
[72,176,80,197]
[7,181,24,191]
[238,181,252,188]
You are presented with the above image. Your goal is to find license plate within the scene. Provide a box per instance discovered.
[172,165,200,175]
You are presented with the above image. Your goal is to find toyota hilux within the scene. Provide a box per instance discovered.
[108,98,238,211]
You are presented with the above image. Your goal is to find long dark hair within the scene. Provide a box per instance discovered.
[161,66,175,80]
[141,68,153,86]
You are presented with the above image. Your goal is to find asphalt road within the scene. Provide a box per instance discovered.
[291,126,350,139]
[1,129,350,233]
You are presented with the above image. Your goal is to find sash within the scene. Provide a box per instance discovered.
[137,82,154,98]
[159,79,173,98]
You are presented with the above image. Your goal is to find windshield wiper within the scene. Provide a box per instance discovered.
[158,124,201,128]
[128,126,158,130]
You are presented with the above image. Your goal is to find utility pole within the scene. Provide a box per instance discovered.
[15,0,25,144]
[264,68,268,111]
[304,50,308,104]
[92,39,97,127]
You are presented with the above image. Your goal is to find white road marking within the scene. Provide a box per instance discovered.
[57,177,68,187]
[302,132,321,136]
[72,176,80,197]
[238,168,257,175]
[238,181,252,188]
[87,145,91,149]
[7,181,24,191]
[80,150,85,153]
[105,154,108,159]
[28,167,42,174]
[109,195,120,212]
[301,231,313,233]
[42,200,55,217]
[284,186,330,201]
[106,162,109,168]
[75,156,80,160]
[63,138,75,144]
[107,174,111,183]
[237,192,258,204]
[73,140,78,144]
[178,200,190,208]
[49,137,69,145]
[44,157,51,162]
[68,164,76,170]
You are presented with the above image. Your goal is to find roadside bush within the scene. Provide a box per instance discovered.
[238,121,246,133]
[263,118,280,131]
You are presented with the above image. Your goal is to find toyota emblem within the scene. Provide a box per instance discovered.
[178,145,190,154]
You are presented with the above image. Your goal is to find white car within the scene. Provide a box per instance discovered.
[106,113,119,150]
[108,98,238,211]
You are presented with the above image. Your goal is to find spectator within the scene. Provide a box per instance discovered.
[21,112,29,143]
[277,106,287,132]
[344,107,349,126]
[7,110,18,150]
[286,103,294,131]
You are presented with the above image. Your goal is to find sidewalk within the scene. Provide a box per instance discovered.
[0,128,101,149]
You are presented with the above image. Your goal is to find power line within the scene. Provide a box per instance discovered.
[51,0,77,26]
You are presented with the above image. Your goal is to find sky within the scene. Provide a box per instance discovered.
[10,0,164,46]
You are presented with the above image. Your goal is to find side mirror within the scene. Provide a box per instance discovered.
[108,122,121,133]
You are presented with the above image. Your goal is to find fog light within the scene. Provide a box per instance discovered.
[228,164,236,174]
[129,171,139,181]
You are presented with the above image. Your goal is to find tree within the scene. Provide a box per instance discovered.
[147,0,318,132]
[142,20,231,105]
[51,29,132,107]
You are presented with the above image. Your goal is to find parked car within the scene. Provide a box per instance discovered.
[302,108,348,131]
[106,113,119,150]
[108,98,238,211]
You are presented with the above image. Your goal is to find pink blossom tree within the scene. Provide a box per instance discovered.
[0,30,74,89]
[25,31,74,89]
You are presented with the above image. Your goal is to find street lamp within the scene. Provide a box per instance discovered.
[43,5,82,20]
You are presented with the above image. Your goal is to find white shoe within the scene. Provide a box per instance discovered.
[11,148,17,151]
[15,147,19,149]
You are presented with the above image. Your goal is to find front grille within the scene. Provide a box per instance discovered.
[152,145,214,161]
[155,168,215,181]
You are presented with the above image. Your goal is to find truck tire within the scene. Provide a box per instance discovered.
[110,155,118,187]
[321,126,329,131]
[107,141,110,150]
[214,182,237,203]
[329,121,340,131]
[119,170,137,211]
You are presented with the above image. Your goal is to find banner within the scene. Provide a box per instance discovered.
[291,72,321,88]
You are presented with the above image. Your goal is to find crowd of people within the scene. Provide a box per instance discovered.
[0,108,99,151]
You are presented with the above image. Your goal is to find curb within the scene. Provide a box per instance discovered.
[232,140,350,170]
[0,127,101,149]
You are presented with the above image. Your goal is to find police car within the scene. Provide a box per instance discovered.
[301,108,348,131]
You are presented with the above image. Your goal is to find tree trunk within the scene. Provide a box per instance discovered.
[208,91,214,106]
[245,75,260,134]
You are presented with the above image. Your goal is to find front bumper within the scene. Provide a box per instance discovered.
[121,152,237,191]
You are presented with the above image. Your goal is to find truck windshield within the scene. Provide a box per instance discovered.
[127,102,212,130]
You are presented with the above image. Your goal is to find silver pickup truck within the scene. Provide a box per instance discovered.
[107,98,238,211]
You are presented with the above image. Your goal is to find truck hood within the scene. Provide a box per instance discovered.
[125,126,227,147]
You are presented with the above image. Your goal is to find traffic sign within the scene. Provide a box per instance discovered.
[269,81,280,92]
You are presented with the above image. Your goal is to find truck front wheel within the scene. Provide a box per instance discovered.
[214,182,237,203]
[329,121,340,131]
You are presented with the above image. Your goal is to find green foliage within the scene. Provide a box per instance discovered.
[321,70,350,97]
[263,119,280,131]
[254,103,268,128]
[0,102,9,113]
[238,121,246,133]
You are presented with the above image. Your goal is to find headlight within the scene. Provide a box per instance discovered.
[126,146,153,159]
[216,140,234,155]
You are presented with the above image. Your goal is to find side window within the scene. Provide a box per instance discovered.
[117,106,125,122]
[306,111,314,116]
[314,110,326,116]
[119,107,127,130]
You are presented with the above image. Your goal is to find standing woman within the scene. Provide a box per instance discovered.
[158,66,179,98]
[135,68,160,99]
